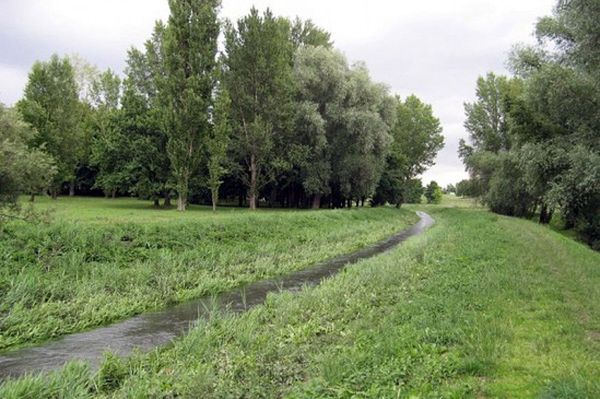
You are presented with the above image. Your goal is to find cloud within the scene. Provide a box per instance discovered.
[0,64,28,106]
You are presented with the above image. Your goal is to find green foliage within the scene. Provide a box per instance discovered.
[292,45,346,203]
[455,179,477,197]
[17,54,82,197]
[424,181,443,204]
[89,70,130,197]
[0,197,416,350]
[159,0,220,211]
[462,73,516,154]
[461,0,600,245]
[223,8,295,209]
[290,18,332,49]
[0,104,56,208]
[120,24,173,205]
[403,178,425,203]
[10,7,442,210]
[486,152,536,217]
[206,85,231,210]
[374,95,443,207]
[5,207,600,397]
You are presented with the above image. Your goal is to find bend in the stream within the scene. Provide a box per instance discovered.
[0,211,434,381]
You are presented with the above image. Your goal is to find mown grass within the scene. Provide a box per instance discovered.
[0,197,418,351]
[2,203,599,398]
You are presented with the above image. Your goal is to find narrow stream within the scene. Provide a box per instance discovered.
[0,211,433,380]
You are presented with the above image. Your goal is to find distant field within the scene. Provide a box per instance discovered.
[3,202,600,398]
[440,193,483,208]
[0,197,418,351]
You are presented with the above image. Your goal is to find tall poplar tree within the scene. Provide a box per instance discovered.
[223,8,294,209]
[206,85,231,211]
[160,0,220,211]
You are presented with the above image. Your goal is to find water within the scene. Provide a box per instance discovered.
[0,211,434,380]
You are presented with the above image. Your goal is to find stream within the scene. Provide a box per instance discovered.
[0,211,434,380]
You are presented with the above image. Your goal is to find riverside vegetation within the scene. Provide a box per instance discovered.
[0,197,417,351]
[1,197,599,397]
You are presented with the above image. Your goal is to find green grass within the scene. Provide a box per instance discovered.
[2,202,599,397]
[0,196,418,351]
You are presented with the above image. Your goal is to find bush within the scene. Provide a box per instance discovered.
[424,181,443,204]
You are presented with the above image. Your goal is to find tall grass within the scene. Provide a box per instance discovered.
[0,197,417,350]
[2,205,599,397]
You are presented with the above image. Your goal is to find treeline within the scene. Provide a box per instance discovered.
[459,0,600,248]
[1,1,444,212]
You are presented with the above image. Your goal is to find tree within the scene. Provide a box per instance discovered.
[88,69,130,198]
[122,23,173,207]
[461,73,515,154]
[206,85,231,211]
[374,95,444,207]
[459,73,523,209]
[18,54,81,199]
[456,179,476,197]
[425,181,443,204]
[159,0,220,211]
[485,152,536,217]
[458,0,600,247]
[292,45,347,208]
[0,104,56,209]
[330,63,395,207]
[223,8,294,209]
[403,179,425,204]
[290,18,332,49]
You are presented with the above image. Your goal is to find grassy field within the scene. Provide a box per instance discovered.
[2,198,599,397]
[0,196,418,351]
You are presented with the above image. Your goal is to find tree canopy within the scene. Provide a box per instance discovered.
[9,5,444,214]
[459,0,600,248]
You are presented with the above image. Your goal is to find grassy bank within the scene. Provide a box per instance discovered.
[0,197,418,350]
[3,203,599,397]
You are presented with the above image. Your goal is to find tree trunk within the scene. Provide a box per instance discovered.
[269,188,277,208]
[153,198,160,207]
[248,154,257,210]
[51,188,58,200]
[312,194,321,209]
[69,181,75,196]
[111,189,116,199]
[163,195,171,207]
[539,203,552,224]
[177,193,186,211]
[211,188,218,212]
[30,193,35,202]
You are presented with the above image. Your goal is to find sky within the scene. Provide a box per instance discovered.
[0,0,557,186]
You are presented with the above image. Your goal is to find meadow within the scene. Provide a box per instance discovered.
[2,197,599,397]
[0,197,418,351]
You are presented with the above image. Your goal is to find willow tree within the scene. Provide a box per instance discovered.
[329,63,395,206]
[223,8,294,209]
[293,46,347,208]
[0,104,56,208]
[160,0,220,211]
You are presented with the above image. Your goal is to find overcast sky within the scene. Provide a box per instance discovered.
[0,0,556,186]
